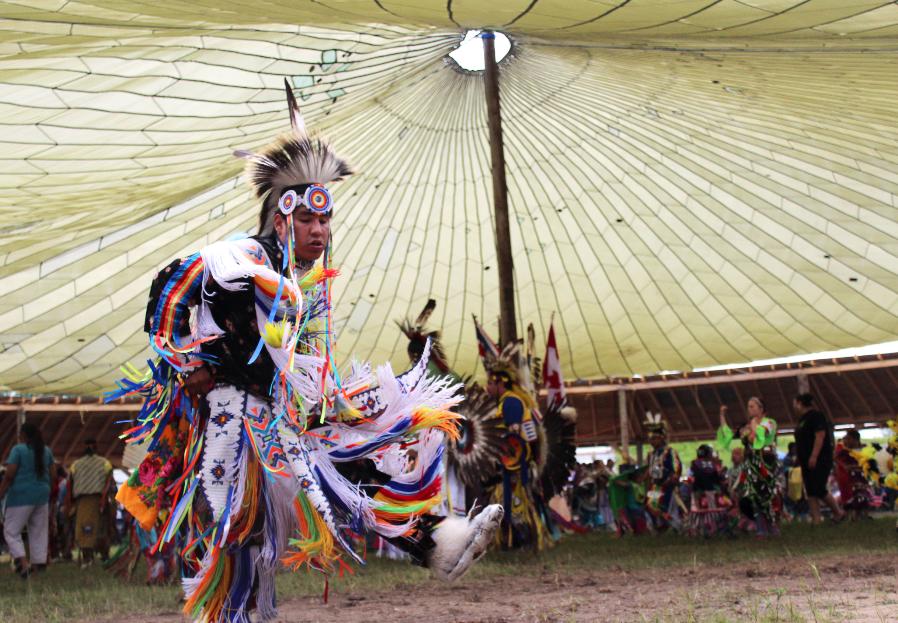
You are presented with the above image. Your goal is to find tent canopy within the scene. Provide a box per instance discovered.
[1,1,897,394]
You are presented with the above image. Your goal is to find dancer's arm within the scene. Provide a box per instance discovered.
[808,430,826,469]
[716,406,735,450]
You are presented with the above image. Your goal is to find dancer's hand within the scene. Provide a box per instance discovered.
[184,365,215,400]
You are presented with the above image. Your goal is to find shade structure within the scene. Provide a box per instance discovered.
[1,1,897,394]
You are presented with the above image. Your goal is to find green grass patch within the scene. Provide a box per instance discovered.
[2,518,895,623]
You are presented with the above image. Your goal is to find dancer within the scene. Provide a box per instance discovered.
[833,429,873,519]
[398,308,505,511]
[686,444,731,537]
[718,398,779,536]
[472,320,576,549]
[608,462,649,536]
[106,511,179,585]
[484,352,552,549]
[110,81,501,623]
[644,413,683,532]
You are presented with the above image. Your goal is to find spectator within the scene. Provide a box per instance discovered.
[783,443,799,469]
[52,464,73,561]
[873,443,893,486]
[793,394,845,524]
[65,438,113,566]
[0,422,56,577]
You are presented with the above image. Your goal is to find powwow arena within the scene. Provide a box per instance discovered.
[2,2,898,622]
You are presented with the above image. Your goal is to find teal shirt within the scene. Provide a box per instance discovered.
[4,443,54,507]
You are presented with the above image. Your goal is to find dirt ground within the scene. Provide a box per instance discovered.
[119,553,898,623]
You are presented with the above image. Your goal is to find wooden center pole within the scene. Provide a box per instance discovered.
[482,31,517,346]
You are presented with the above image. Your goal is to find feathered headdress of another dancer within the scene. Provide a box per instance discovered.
[643,411,668,437]
[235,78,354,236]
[482,340,542,417]
[397,299,450,374]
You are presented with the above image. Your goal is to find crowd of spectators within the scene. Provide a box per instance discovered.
[1,428,116,578]
[3,393,897,577]
[566,394,897,536]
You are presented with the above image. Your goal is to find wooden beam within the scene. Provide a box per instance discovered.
[841,370,876,421]
[0,413,18,465]
[807,375,839,426]
[666,388,695,434]
[731,381,748,425]
[61,413,90,467]
[93,412,117,458]
[561,358,898,395]
[771,373,796,427]
[0,404,140,412]
[690,385,714,432]
[482,30,516,346]
[862,369,892,417]
[814,372,855,424]
[49,411,78,451]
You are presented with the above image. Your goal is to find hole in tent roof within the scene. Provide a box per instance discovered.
[448,30,512,72]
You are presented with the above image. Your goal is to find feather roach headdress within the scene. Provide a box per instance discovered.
[397,299,450,374]
[484,341,523,386]
[643,411,668,437]
[235,78,354,236]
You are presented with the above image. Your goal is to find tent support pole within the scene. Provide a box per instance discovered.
[618,388,629,461]
[482,31,517,346]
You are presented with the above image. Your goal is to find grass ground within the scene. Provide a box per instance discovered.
[1,518,896,623]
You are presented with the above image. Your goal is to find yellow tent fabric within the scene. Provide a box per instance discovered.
[1,1,897,393]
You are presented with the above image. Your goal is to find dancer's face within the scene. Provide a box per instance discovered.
[486,376,505,398]
[747,397,764,419]
[275,211,331,262]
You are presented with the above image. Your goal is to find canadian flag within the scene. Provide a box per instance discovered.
[542,321,565,409]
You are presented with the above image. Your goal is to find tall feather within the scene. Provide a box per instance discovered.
[284,77,306,135]
[415,299,437,327]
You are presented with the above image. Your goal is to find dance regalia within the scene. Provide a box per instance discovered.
[490,388,552,549]
[475,326,571,551]
[398,300,469,518]
[106,513,179,585]
[608,465,648,536]
[646,443,683,531]
[717,418,778,536]
[108,82,497,623]
[686,457,732,537]
[834,444,873,511]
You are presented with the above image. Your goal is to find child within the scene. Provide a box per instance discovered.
[608,464,648,536]
[687,445,731,537]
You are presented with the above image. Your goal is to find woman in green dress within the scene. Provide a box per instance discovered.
[717,397,779,537]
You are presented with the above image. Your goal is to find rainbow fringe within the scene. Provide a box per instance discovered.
[282,492,342,574]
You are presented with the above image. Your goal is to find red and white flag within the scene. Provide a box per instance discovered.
[542,321,565,408]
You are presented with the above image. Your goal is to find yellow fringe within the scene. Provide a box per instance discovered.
[409,407,462,441]
[282,495,340,573]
